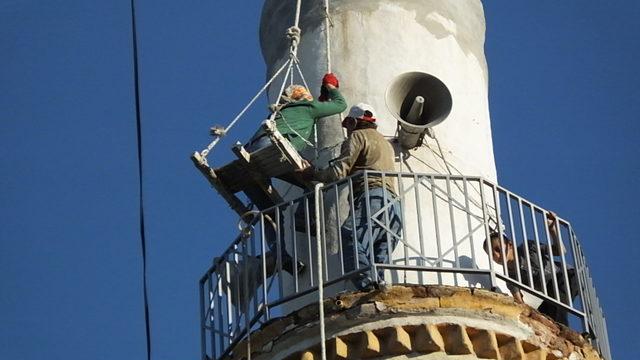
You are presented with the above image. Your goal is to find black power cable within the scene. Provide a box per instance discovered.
[129,0,151,359]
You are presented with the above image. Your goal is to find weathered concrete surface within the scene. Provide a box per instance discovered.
[226,285,602,360]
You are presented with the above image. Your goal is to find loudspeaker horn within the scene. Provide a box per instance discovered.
[385,72,453,149]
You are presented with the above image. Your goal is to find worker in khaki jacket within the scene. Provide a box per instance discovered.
[301,103,402,291]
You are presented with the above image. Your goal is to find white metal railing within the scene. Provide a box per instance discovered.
[199,171,610,360]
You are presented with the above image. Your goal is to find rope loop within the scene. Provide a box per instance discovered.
[286,26,301,56]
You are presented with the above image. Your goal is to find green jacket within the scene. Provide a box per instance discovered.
[252,87,347,151]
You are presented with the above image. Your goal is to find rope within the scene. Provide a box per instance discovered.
[279,112,316,148]
[266,62,295,128]
[323,0,332,73]
[199,0,308,160]
[430,133,497,225]
[200,59,292,158]
[294,0,302,28]
[129,0,151,359]
[286,26,301,57]
[293,58,310,91]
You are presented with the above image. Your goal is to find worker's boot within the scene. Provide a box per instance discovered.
[263,251,306,277]
[282,255,306,276]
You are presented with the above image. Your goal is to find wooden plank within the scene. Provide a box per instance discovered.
[190,151,248,216]
[251,145,297,177]
[267,130,305,170]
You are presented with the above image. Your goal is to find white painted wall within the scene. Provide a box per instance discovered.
[259,0,524,311]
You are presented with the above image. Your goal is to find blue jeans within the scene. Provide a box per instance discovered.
[341,187,402,290]
[245,134,272,152]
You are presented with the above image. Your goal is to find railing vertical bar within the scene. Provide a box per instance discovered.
[491,185,509,280]
[414,174,426,274]
[260,214,270,320]
[479,180,496,289]
[348,178,359,272]
[320,190,329,280]
[540,208,561,302]
[199,278,207,360]
[569,228,589,334]
[275,209,284,299]
[556,220,573,308]
[430,175,443,284]
[398,173,409,281]
[445,176,460,286]
[363,172,377,282]
[242,234,251,360]
[382,172,393,282]
[335,184,345,275]
[529,207,548,296]
[249,225,258,323]
[517,198,535,290]
[505,192,522,283]
[290,201,299,293]
[232,250,241,338]
[581,255,596,337]
[208,273,217,358]
[224,261,234,342]
[462,178,476,264]
[304,196,314,287]
[216,275,225,353]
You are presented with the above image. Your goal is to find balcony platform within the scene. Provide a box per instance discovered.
[198,171,610,360]
[225,285,602,360]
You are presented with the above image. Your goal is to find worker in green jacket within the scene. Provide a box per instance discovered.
[247,73,347,153]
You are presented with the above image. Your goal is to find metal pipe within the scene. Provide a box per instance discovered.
[506,193,521,283]
[529,207,548,296]
[556,220,573,307]
[335,184,345,275]
[518,199,535,289]
[290,201,299,293]
[314,183,327,360]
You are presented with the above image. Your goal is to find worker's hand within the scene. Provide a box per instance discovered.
[322,73,339,88]
[300,159,311,169]
[546,211,557,227]
[318,86,329,102]
[513,291,525,304]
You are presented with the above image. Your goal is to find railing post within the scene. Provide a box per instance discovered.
[363,171,377,283]
[479,179,497,290]
[314,182,327,360]
[199,277,207,360]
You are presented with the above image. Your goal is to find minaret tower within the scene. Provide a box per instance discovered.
[196,1,610,360]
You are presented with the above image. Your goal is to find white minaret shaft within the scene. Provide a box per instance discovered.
[261,0,496,180]
[260,0,509,306]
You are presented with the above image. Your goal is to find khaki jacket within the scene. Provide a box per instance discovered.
[314,126,396,196]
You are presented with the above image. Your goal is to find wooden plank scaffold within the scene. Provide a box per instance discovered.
[191,120,313,214]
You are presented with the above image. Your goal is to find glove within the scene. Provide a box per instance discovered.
[318,86,329,102]
[322,73,339,88]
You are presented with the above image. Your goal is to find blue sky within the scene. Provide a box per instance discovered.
[1,1,637,359]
